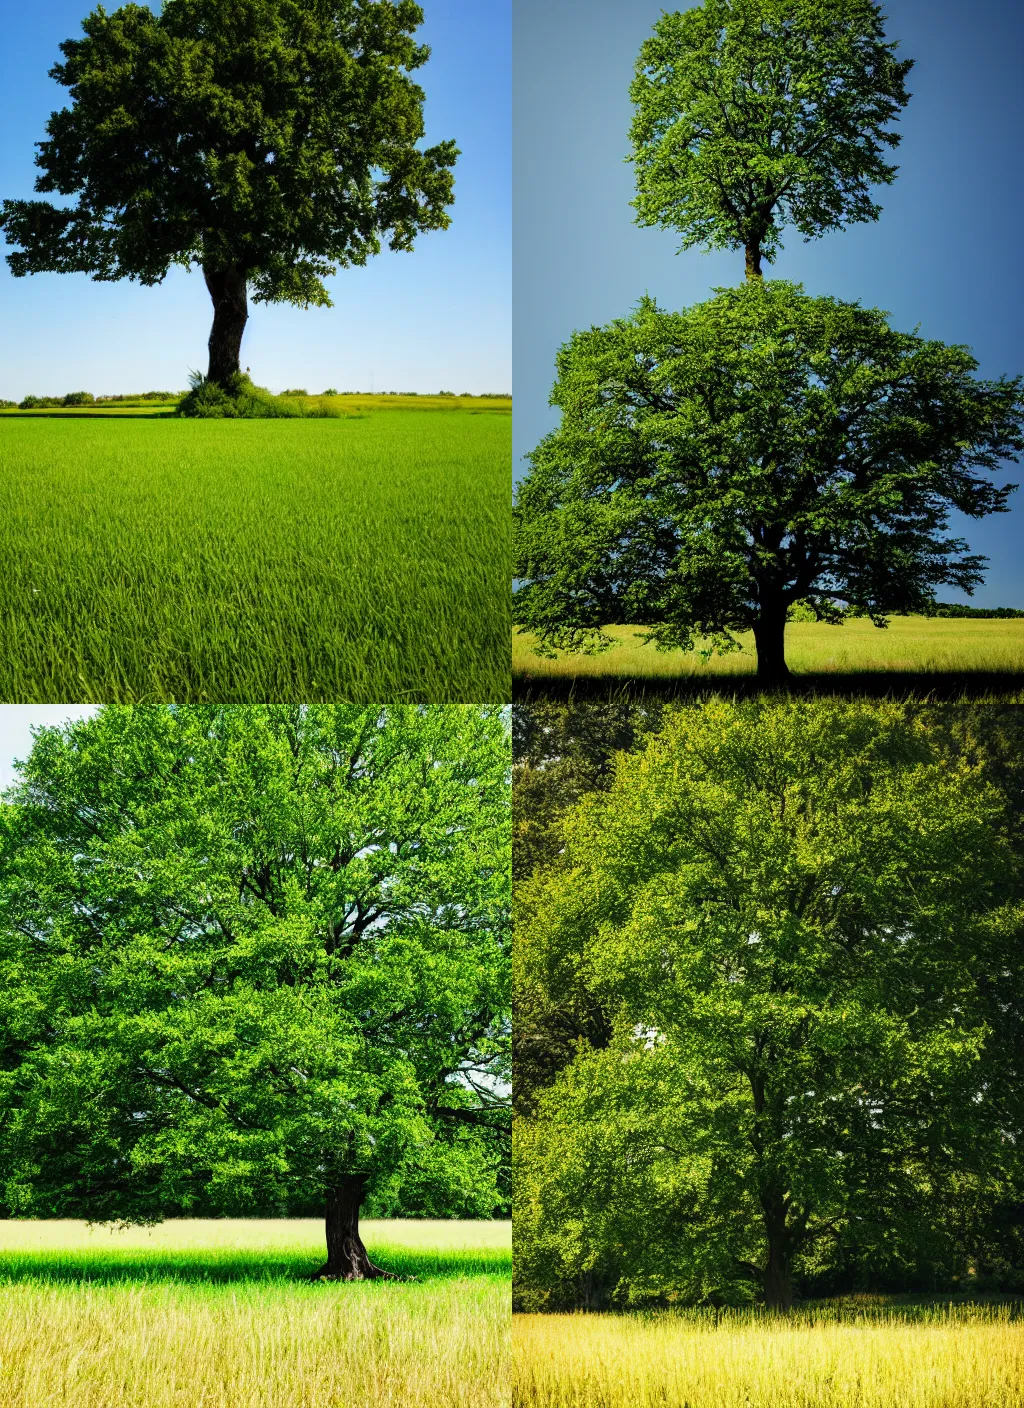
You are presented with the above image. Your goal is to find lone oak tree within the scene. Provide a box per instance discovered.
[0,705,510,1281]
[512,282,1023,684]
[629,0,912,280]
[513,700,1022,1311]
[0,0,457,386]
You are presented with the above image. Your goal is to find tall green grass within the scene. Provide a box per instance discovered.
[0,1220,510,1408]
[515,1301,1024,1407]
[0,413,509,701]
[514,617,1024,685]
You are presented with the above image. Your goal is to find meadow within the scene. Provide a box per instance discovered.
[0,403,510,701]
[514,617,1024,691]
[0,1218,511,1408]
[514,1301,1024,1408]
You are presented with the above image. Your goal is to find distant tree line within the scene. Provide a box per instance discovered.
[514,700,1024,1311]
[10,390,176,408]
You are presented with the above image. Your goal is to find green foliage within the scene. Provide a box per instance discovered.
[512,282,1023,678]
[512,701,664,1118]
[0,705,511,1225]
[514,699,1024,1309]
[929,603,1024,620]
[0,0,457,302]
[176,372,339,419]
[18,395,61,409]
[629,0,913,274]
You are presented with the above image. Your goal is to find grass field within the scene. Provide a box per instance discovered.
[514,618,1024,691]
[0,394,510,418]
[0,1219,511,1407]
[0,408,509,701]
[514,1301,1024,1407]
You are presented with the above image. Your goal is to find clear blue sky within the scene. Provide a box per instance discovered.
[513,0,1024,606]
[0,0,510,398]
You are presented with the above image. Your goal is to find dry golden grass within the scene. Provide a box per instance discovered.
[513,618,1024,681]
[0,1220,511,1408]
[513,1305,1024,1408]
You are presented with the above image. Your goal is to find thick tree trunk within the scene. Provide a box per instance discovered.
[310,1174,398,1281]
[745,239,764,280]
[203,265,248,386]
[751,601,791,687]
[762,1235,794,1312]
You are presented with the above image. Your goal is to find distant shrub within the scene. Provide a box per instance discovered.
[18,395,61,409]
[322,388,339,396]
[928,602,1024,619]
[95,391,176,403]
[62,391,95,406]
[437,390,456,397]
[0,398,16,409]
[177,372,339,420]
[279,388,309,397]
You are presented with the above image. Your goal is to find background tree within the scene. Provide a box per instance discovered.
[0,0,457,387]
[629,0,912,279]
[512,701,662,1117]
[513,282,1023,684]
[0,704,510,1281]
[514,699,1024,1311]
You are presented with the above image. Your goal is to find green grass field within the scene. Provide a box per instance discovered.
[0,1219,510,1407]
[514,618,1024,694]
[0,407,509,701]
[0,393,510,418]
[514,1301,1024,1407]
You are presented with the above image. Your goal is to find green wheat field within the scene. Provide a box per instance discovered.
[513,617,1024,688]
[0,399,510,702]
[514,1302,1024,1408]
[0,1219,511,1408]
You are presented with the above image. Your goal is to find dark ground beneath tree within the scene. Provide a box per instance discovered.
[514,672,1024,704]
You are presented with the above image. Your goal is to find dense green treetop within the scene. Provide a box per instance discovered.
[0,705,510,1226]
[629,0,913,277]
[0,0,456,306]
[513,281,1023,683]
[514,699,1024,1309]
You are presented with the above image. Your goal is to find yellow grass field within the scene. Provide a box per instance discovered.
[0,1219,511,1408]
[514,1304,1024,1408]
[513,618,1024,682]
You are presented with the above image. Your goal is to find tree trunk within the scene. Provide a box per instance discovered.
[310,1174,397,1281]
[763,1234,793,1312]
[745,239,764,280]
[751,604,791,687]
[203,265,248,386]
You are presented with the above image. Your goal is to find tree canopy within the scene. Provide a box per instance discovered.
[512,281,1023,684]
[629,0,912,278]
[513,699,1024,1311]
[0,0,457,386]
[0,705,510,1280]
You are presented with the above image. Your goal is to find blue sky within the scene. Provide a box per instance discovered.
[0,0,510,398]
[513,0,1024,606]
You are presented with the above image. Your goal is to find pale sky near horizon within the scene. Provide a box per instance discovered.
[0,706,98,792]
